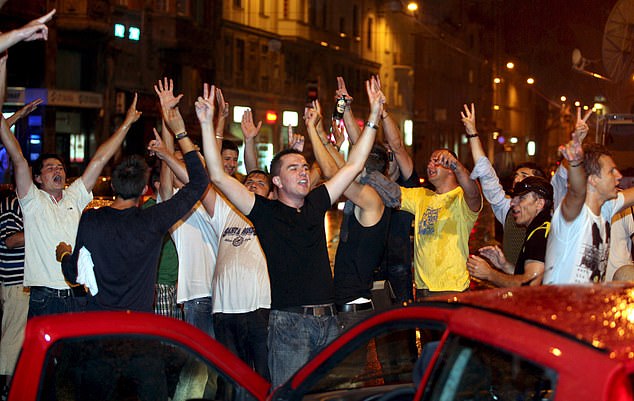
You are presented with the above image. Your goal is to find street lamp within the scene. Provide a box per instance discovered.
[407,2,419,12]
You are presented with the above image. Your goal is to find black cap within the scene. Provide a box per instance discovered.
[510,176,553,201]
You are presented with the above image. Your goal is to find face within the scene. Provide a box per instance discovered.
[512,167,535,188]
[592,155,622,200]
[426,150,451,185]
[244,173,271,197]
[510,192,543,227]
[35,158,66,193]
[221,149,239,176]
[272,153,310,199]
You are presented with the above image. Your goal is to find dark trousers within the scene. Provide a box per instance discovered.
[213,308,270,381]
[28,286,86,319]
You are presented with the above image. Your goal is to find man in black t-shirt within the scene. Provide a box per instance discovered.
[467,176,553,287]
[201,78,385,386]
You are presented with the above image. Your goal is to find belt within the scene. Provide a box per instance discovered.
[31,286,86,298]
[337,302,374,313]
[279,304,336,317]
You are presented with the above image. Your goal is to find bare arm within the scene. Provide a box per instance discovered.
[241,109,262,173]
[462,103,486,162]
[0,9,56,53]
[434,149,482,212]
[82,94,141,192]
[6,99,43,128]
[5,231,24,249]
[468,254,543,287]
[323,76,383,204]
[215,88,229,140]
[305,104,341,180]
[198,84,255,215]
[0,115,31,198]
[336,77,362,145]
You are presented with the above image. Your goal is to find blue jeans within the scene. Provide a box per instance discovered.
[213,308,270,381]
[267,310,339,387]
[183,297,214,338]
[28,286,86,319]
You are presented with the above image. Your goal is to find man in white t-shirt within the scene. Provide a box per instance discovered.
[544,130,634,284]
[0,97,141,317]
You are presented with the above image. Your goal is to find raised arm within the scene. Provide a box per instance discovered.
[154,78,184,200]
[0,115,31,198]
[336,77,362,145]
[241,109,262,173]
[559,107,591,221]
[435,148,482,212]
[215,88,230,139]
[323,76,383,204]
[0,9,56,53]
[199,84,255,215]
[305,103,341,179]
[7,99,43,128]
[81,94,141,192]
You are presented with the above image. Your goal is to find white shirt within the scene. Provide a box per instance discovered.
[166,196,218,304]
[211,195,270,314]
[606,206,634,281]
[20,179,92,289]
[544,193,624,284]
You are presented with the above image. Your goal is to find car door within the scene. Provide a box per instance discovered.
[268,306,451,401]
[10,311,270,401]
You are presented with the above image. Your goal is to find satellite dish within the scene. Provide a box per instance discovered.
[602,0,634,82]
[572,48,611,80]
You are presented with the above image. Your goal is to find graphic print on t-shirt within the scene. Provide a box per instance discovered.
[419,207,439,236]
[577,220,610,283]
[221,225,257,247]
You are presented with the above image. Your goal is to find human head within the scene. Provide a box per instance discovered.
[365,144,389,175]
[583,143,622,201]
[149,168,160,195]
[427,148,458,187]
[32,154,66,193]
[613,264,634,281]
[112,155,150,200]
[509,176,553,226]
[269,149,309,199]
[243,170,271,197]
[512,162,546,188]
[221,140,239,176]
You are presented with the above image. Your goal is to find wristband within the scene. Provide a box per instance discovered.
[381,111,389,120]
[59,251,71,262]
[466,133,479,138]
[175,131,188,140]
[365,121,379,130]
[569,160,583,168]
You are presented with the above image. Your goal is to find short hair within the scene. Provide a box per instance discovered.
[270,148,303,177]
[515,162,546,179]
[366,144,389,175]
[244,169,272,193]
[583,142,612,177]
[32,153,65,177]
[221,139,239,154]
[433,148,458,159]
[112,155,149,200]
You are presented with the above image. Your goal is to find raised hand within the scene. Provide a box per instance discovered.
[124,93,142,125]
[147,128,169,159]
[241,109,262,141]
[153,77,183,114]
[332,120,345,149]
[559,127,584,164]
[365,75,385,115]
[304,101,322,128]
[194,83,216,126]
[20,9,56,42]
[460,103,477,137]
[573,106,593,143]
[432,149,458,171]
[335,76,353,103]
[288,125,305,152]
[215,88,230,135]
[7,98,43,127]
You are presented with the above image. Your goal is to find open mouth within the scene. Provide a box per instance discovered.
[53,175,63,184]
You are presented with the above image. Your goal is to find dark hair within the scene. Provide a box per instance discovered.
[112,155,149,200]
[583,142,611,177]
[270,148,303,177]
[32,153,65,177]
[511,176,554,212]
[221,139,239,153]
[515,162,546,179]
[244,169,272,193]
[366,144,389,175]
[434,148,458,159]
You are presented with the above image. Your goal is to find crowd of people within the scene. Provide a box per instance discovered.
[0,7,633,399]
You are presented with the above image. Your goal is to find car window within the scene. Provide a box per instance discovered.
[299,322,445,401]
[37,334,256,401]
[422,335,557,401]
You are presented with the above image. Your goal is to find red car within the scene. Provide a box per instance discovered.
[10,283,634,400]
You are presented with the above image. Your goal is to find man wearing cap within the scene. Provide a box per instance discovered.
[467,176,553,287]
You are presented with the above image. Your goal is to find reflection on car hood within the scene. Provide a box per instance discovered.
[429,284,634,360]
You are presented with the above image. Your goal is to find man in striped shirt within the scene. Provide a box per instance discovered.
[0,191,28,388]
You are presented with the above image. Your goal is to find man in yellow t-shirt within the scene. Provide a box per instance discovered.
[400,148,482,300]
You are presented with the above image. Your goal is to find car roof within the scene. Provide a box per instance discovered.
[428,283,634,361]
